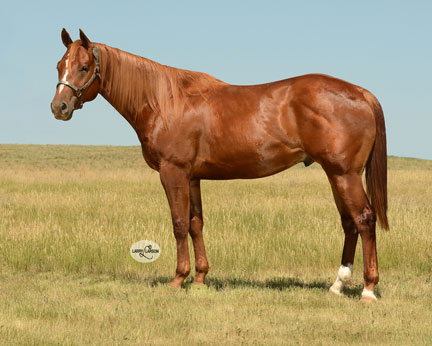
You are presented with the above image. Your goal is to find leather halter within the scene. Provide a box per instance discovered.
[56,46,101,109]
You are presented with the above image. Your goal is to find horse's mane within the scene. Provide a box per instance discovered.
[95,43,226,124]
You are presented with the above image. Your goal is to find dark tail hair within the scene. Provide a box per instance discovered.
[366,96,389,230]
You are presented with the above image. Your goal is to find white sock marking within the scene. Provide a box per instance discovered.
[329,263,353,295]
[361,288,377,300]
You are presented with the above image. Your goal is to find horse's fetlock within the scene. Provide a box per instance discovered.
[365,268,379,286]
[195,259,209,274]
[177,261,191,278]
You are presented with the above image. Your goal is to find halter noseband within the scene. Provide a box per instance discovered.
[56,46,101,109]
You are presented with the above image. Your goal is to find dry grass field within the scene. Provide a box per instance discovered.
[0,144,431,345]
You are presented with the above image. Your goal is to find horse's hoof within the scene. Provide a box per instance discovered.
[360,295,377,303]
[361,288,377,303]
[328,286,343,296]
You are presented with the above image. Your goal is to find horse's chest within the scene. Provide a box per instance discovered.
[139,140,160,171]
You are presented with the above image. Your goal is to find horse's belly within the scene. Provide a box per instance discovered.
[192,142,306,180]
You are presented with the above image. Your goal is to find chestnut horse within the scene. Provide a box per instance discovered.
[51,29,389,302]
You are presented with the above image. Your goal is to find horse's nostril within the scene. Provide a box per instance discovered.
[61,102,67,111]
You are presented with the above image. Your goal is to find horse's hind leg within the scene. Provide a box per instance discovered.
[328,181,359,296]
[327,173,379,302]
[189,179,209,286]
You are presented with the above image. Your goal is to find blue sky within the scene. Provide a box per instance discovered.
[0,1,431,159]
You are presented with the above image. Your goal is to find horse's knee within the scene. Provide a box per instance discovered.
[189,215,203,238]
[172,218,189,239]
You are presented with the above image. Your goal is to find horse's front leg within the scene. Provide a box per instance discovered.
[189,179,209,286]
[160,161,191,289]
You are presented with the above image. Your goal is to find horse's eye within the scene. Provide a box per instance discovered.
[80,66,89,72]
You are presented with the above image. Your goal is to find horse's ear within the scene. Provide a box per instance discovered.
[61,28,73,47]
[79,29,91,49]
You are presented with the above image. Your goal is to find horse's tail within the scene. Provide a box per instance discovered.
[365,93,390,230]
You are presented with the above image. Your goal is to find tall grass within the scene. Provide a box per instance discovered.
[0,145,431,345]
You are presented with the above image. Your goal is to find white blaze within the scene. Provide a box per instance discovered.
[58,55,70,93]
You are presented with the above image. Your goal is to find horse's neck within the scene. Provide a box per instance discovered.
[96,44,159,129]
[95,43,225,136]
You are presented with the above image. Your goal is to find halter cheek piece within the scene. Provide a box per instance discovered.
[56,46,101,109]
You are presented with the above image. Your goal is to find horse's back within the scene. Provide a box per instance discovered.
[177,73,378,179]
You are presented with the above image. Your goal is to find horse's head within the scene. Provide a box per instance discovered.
[51,29,101,121]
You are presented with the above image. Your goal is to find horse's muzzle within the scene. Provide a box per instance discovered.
[51,100,74,121]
